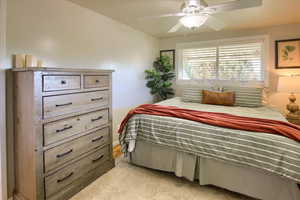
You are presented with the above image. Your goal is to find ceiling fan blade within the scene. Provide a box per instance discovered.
[168,23,182,33]
[205,16,225,31]
[208,0,262,13]
[140,13,186,20]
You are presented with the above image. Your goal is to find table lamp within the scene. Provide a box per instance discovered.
[277,75,300,118]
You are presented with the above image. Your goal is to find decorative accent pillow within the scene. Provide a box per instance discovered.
[202,90,236,106]
[223,86,263,107]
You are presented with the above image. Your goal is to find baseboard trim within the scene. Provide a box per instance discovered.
[113,144,122,158]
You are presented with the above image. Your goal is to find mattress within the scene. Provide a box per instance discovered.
[120,97,300,183]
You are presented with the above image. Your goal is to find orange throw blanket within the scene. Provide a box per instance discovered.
[118,104,300,142]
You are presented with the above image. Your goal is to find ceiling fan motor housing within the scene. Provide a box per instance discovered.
[181,0,208,14]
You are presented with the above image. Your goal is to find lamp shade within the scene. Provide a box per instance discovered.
[277,76,300,93]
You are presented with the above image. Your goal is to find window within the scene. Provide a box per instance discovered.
[177,37,267,84]
[182,47,217,80]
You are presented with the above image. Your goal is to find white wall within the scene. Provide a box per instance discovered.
[6,0,158,197]
[159,23,300,114]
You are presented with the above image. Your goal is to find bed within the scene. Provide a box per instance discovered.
[120,96,300,200]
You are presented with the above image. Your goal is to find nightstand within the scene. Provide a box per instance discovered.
[286,113,300,126]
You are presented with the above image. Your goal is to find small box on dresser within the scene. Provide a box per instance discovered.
[12,67,115,200]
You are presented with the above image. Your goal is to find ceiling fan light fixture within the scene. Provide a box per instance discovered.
[179,15,209,29]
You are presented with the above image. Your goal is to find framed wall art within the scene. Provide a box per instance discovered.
[276,39,300,69]
[160,49,175,68]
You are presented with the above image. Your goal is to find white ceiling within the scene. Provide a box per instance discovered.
[68,0,300,38]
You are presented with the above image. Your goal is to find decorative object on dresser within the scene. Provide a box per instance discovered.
[12,67,114,200]
[275,38,300,69]
[25,55,37,67]
[13,54,45,68]
[277,75,300,125]
[13,54,26,68]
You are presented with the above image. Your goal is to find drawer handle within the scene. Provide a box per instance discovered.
[95,80,100,83]
[56,125,73,133]
[56,102,73,107]
[92,155,104,163]
[91,136,104,143]
[91,116,103,122]
[91,97,103,102]
[57,172,74,183]
[61,80,67,85]
[56,149,73,158]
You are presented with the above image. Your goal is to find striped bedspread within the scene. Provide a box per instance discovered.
[120,97,300,183]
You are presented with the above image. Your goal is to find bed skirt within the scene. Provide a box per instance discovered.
[130,140,300,200]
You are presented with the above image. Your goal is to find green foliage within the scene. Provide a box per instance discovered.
[286,45,296,52]
[282,45,296,61]
[145,56,175,101]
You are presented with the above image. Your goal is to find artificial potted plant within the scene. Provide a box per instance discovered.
[145,56,176,102]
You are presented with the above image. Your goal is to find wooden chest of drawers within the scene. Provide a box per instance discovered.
[12,68,115,200]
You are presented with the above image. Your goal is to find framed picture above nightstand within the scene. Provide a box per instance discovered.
[275,39,300,69]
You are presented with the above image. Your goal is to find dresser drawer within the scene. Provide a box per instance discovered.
[43,90,109,118]
[44,127,109,173]
[45,146,109,198]
[84,75,109,89]
[43,75,81,92]
[44,109,109,146]
[47,160,114,200]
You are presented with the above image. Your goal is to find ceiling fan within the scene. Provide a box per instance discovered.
[142,0,263,33]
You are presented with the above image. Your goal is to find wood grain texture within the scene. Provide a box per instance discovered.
[33,71,47,200]
[44,128,109,173]
[43,75,81,92]
[83,75,109,89]
[47,161,114,200]
[14,72,37,200]
[108,73,114,163]
[5,70,15,198]
[44,109,109,145]
[0,70,7,200]
[45,145,109,198]
[43,90,109,119]
[13,69,114,200]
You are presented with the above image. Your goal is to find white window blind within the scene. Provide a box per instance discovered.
[180,41,264,82]
[183,47,217,80]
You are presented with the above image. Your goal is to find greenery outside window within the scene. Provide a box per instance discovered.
[177,36,267,85]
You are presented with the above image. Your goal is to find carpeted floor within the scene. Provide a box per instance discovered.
[71,157,256,200]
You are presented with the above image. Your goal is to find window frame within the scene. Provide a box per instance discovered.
[176,35,269,86]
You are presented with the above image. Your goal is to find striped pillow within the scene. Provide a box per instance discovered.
[223,86,263,107]
[182,86,214,103]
